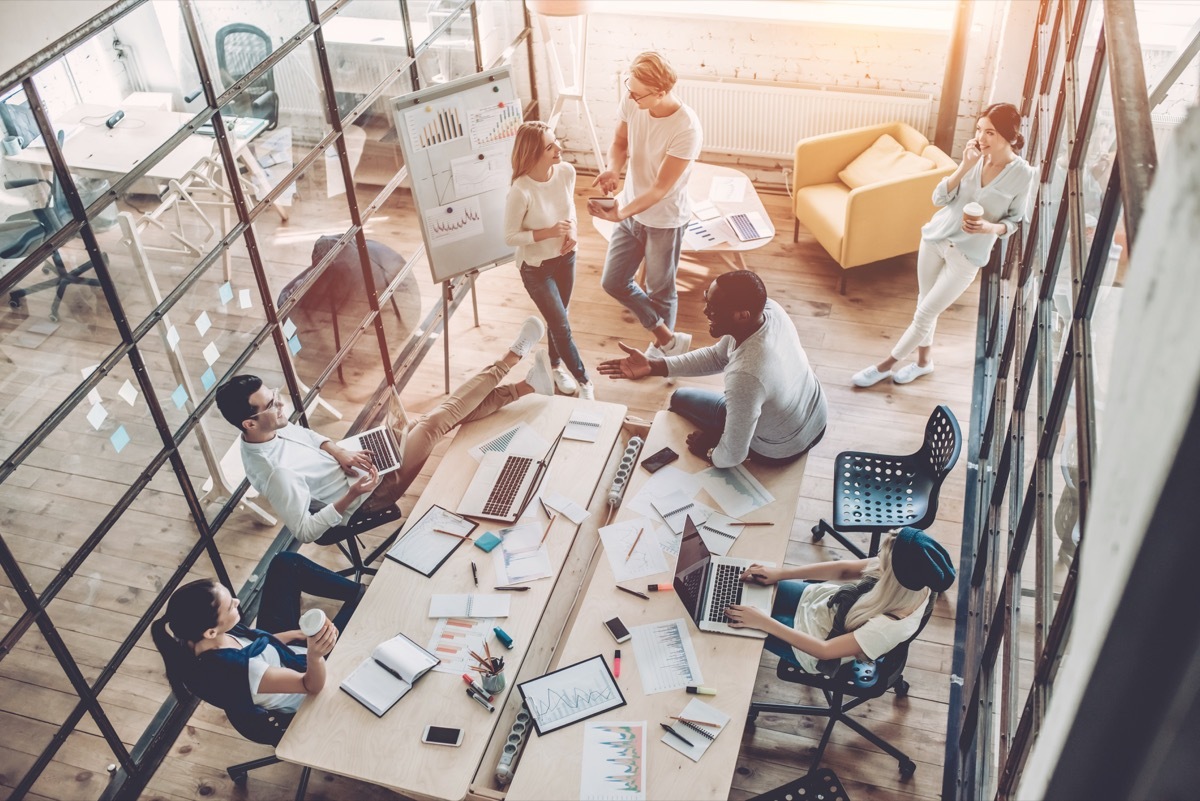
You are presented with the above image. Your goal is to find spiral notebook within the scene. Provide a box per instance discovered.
[651,490,713,535]
[428,593,510,618]
[659,699,730,761]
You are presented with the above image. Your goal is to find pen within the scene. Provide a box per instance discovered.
[471,561,478,587]
[616,585,650,601]
[614,649,621,678]
[435,528,473,541]
[494,585,531,591]
[539,497,552,518]
[540,513,557,545]
[659,722,694,748]
[625,527,644,561]
[733,521,774,526]
[669,716,718,727]
[466,686,495,712]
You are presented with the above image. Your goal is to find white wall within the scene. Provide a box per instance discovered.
[0,0,117,80]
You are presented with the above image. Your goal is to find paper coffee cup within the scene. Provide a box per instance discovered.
[1,136,19,156]
[299,608,327,637]
[962,202,984,224]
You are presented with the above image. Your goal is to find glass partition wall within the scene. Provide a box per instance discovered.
[945,0,1198,798]
[0,1,534,797]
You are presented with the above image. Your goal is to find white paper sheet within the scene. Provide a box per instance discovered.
[542,490,590,524]
[629,618,704,694]
[626,465,701,519]
[581,720,648,801]
[696,464,775,517]
[387,506,474,576]
[492,521,553,583]
[599,518,669,582]
[708,175,748,203]
[426,616,496,675]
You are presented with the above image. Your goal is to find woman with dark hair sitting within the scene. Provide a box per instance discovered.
[724,529,954,672]
[151,552,363,713]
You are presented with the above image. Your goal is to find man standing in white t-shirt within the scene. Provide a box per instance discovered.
[588,51,703,360]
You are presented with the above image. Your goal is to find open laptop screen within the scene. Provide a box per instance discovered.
[673,516,711,626]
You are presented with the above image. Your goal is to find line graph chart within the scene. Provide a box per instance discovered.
[518,655,626,734]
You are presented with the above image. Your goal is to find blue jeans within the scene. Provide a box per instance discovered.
[600,217,685,331]
[668,388,821,466]
[763,579,812,666]
[256,552,363,634]
[520,252,588,383]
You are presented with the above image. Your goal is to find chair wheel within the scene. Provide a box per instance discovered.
[894,679,909,697]
[900,760,917,779]
[811,524,824,541]
[228,769,248,785]
[9,297,20,309]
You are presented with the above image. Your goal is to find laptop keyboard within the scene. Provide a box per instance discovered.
[705,564,745,623]
[482,455,533,517]
[360,429,397,470]
[728,213,762,240]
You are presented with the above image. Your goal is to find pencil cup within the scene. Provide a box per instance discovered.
[481,671,506,695]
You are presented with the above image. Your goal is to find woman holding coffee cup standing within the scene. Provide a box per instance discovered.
[852,103,1036,387]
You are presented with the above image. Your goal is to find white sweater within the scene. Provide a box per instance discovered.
[503,162,577,267]
[665,299,828,467]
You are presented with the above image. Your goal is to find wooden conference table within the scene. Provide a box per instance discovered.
[277,394,628,801]
[591,162,776,271]
[505,411,806,800]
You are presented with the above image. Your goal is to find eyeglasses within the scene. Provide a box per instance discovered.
[247,388,284,419]
[624,78,656,102]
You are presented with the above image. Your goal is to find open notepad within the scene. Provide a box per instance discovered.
[428,593,510,618]
[340,632,439,716]
[660,699,731,761]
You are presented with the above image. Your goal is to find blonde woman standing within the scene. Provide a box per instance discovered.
[504,121,594,399]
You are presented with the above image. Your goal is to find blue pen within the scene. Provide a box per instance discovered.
[493,626,514,649]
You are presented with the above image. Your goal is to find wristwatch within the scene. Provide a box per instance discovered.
[704,447,715,463]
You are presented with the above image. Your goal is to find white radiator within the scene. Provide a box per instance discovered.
[672,76,934,161]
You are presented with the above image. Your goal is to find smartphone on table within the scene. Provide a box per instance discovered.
[604,616,632,644]
[422,725,464,747]
[640,446,679,473]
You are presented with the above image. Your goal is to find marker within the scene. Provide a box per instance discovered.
[462,673,491,700]
[648,583,674,592]
[466,686,495,712]
[471,561,479,587]
[494,585,531,591]
[659,722,694,748]
[493,626,514,649]
[616,585,650,601]
[614,649,621,678]
[686,685,717,696]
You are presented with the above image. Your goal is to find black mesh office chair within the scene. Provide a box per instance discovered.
[215,23,279,130]
[812,405,961,558]
[311,503,404,584]
[3,131,103,321]
[747,767,850,801]
[224,702,310,800]
[747,596,936,779]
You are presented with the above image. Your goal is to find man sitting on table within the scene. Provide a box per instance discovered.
[215,316,553,544]
[598,270,827,468]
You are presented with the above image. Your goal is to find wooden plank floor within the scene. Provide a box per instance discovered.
[0,164,976,800]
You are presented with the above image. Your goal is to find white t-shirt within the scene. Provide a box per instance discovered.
[787,582,928,674]
[504,161,578,267]
[234,635,308,713]
[617,96,703,228]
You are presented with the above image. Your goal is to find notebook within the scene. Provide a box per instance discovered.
[673,516,773,638]
[340,632,439,716]
[337,425,404,476]
[563,410,602,442]
[652,490,713,535]
[428,593,511,618]
[660,699,731,761]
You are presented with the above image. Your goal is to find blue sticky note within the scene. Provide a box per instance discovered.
[110,425,130,453]
[218,281,233,305]
[171,384,189,409]
[288,335,302,355]
[201,367,216,390]
[473,531,502,552]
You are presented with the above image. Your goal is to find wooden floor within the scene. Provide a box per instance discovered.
[0,164,977,801]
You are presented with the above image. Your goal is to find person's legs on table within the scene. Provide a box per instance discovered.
[256,552,363,634]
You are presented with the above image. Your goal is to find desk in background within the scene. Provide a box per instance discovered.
[277,395,627,801]
[505,410,807,801]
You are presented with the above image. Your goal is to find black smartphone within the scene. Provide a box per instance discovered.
[641,446,679,473]
[603,616,631,643]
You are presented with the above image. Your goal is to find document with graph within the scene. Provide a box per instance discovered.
[581,720,648,800]
[518,654,626,735]
[629,618,705,694]
[599,518,669,582]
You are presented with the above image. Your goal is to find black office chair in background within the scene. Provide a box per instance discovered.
[812,405,961,558]
[223,700,310,799]
[747,596,937,780]
[312,503,404,584]
[747,767,851,801]
[215,23,279,130]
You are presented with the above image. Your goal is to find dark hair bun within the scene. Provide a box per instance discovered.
[981,102,1024,153]
[1012,132,1025,153]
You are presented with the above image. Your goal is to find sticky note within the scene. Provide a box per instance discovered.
[171,385,189,409]
[473,531,502,552]
[80,364,98,379]
[86,402,108,430]
[218,281,233,305]
[239,289,252,309]
[195,311,212,336]
[87,388,102,406]
[203,342,220,366]
[118,379,138,406]
[166,325,180,352]
[282,317,297,338]
[201,367,216,390]
[288,335,302,355]
[110,425,130,453]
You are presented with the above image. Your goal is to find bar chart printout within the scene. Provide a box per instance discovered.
[406,100,466,150]
[581,721,648,801]
[469,101,523,148]
[629,618,705,694]
[426,616,495,674]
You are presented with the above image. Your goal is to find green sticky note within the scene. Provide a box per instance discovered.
[473,531,502,552]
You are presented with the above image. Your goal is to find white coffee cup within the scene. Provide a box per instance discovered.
[962,202,985,226]
[299,608,327,637]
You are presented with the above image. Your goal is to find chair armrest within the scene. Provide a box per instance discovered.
[793,122,901,189]
[252,90,278,114]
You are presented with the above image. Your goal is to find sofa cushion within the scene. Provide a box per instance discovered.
[794,182,850,261]
[837,134,936,190]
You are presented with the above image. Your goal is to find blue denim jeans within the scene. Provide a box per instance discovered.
[520,251,588,383]
[600,217,685,331]
[256,552,363,634]
[763,579,812,666]
[668,388,820,466]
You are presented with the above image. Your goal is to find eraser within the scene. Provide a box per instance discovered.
[474,531,502,552]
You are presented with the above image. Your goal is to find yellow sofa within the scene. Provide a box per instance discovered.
[792,122,955,293]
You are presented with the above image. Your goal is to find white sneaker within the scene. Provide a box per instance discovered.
[552,364,578,395]
[660,331,692,357]
[851,365,893,387]
[525,348,555,395]
[893,362,935,384]
[509,316,545,358]
[578,381,595,400]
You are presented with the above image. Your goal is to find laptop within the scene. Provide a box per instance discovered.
[457,428,564,523]
[336,425,405,476]
[726,211,775,242]
[673,516,775,638]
